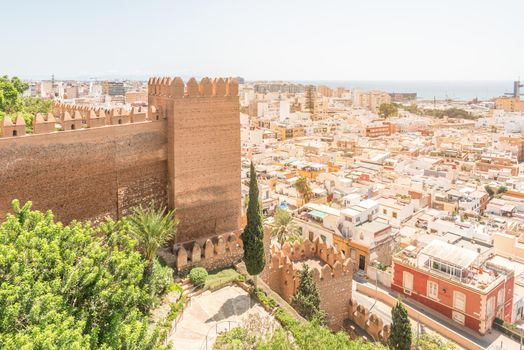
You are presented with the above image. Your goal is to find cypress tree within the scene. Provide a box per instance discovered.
[291,263,324,322]
[241,162,266,282]
[389,300,412,350]
[305,85,315,114]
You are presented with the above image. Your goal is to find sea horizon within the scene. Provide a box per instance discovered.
[292,80,516,101]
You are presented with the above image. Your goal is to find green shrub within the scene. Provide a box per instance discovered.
[275,307,299,330]
[0,200,171,350]
[166,294,187,323]
[168,282,183,294]
[213,327,256,350]
[143,260,175,307]
[189,267,208,287]
[417,333,457,350]
[255,289,277,308]
[204,269,242,290]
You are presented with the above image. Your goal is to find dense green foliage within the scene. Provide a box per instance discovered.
[0,76,28,114]
[254,288,277,309]
[189,267,208,287]
[269,208,301,246]
[399,102,479,120]
[213,320,385,350]
[422,107,476,120]
[248,288,385,350]
[379,103,399,118]
[417,333,457,350]
[389,300,412,350]
[0,200,173,350]
[0,76,52,132]
[128,205,178,275]
[166,294,186,323]
[22,96,54,115]
[214,327,255,349]
[241,162,266,277]
[291,264,324,322]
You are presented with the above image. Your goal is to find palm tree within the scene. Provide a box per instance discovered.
[295,176,313,204]
[270,208,301,246]
[128,204,179,275]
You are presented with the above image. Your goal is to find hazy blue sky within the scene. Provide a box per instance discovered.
[2,0,523,80]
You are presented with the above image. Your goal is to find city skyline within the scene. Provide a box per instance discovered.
[2,0,523,81]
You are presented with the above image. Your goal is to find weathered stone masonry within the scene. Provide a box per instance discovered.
[0,76,241,245]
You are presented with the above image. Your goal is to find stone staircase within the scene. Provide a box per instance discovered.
[170,285,265,350]
[179,278,203,300]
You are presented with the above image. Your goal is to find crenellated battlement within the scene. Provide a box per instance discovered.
[2,75,238,139]
[0,103,153,137]
[268,238,353,289]
[264,238,353,330]
[1,115,26,137]
[159,231,244,272]
[0,74,241,254]
[347,298,390,343]
[147,76,238,98]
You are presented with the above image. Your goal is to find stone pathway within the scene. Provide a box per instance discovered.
[169,285,273,350]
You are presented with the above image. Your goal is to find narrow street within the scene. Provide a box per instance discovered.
[353,279,522,350]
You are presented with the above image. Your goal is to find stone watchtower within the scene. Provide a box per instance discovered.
[148,77,241,243]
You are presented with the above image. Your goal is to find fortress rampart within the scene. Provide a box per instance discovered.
[264,239,390,340]
[264,238,354,330]
[158,231,244,272]
[0,76,241,244]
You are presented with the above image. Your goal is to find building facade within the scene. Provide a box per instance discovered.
[392,241,514,334]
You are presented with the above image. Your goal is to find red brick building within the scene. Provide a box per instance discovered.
[365,122,397,138]
[392,240,514,335]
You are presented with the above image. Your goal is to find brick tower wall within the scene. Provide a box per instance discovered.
[148,77,241,243]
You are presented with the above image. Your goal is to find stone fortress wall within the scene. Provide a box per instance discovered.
[0,77,241,245]
[159,230,244,273]
[263,238,390,342]
[264,238,353,330]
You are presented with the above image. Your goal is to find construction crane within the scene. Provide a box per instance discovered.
[504,80,523,97]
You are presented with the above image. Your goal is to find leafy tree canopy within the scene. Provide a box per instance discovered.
[0,200,173,350]
[0,76,52,131]
[378,103,399,118]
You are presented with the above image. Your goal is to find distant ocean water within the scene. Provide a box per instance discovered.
[295,80,515,101]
